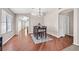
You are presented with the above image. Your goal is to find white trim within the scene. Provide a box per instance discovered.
[52,34,61,38]
[73,43,79,46]
[58,8,74,14]
[67,34,73,36]
[48,33,61,38]
[73,42,79,46]
[3,34,16,45]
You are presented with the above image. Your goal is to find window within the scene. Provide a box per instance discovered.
[1,10,7,34]
[1,23,6,34]
[1,10,12,34]
[6,16,12,32]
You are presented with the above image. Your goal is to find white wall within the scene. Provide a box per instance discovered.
[77,9,79,45]
[29,15,44,33]
[44,8,58,37]
[74,8,79,45]
[68,11,73,36]
[0,8,16,45]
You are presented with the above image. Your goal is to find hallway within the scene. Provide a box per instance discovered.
[3,29,73,51]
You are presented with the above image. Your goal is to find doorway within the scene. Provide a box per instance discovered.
[58,9,74,37]
[17,16,29,36]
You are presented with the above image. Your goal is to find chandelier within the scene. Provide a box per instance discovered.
[31,8,45,17]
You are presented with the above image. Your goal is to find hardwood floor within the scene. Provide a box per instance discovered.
[3,29,73,51]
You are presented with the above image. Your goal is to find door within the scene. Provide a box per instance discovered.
[58,15,69,36]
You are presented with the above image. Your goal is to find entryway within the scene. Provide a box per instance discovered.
[58,9,74,37]
[17,15,29,36]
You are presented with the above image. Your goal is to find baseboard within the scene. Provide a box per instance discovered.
[66,34,73,37]
[3,34,16,45]
[73,43,79,46]
[49,34,61,38]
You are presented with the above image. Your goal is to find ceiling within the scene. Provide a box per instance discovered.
[10,8,53,15]
[10,8,32,14]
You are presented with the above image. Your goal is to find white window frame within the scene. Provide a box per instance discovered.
[1,10,12,34]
